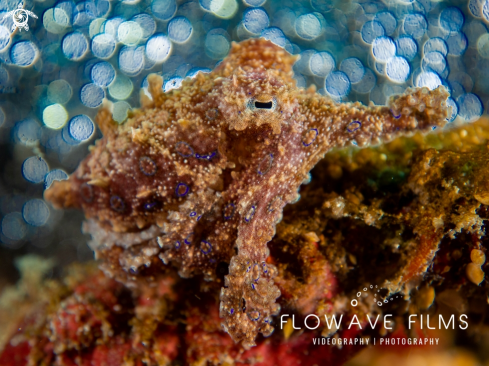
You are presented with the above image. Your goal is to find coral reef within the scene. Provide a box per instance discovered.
[0,262,360,366]
[44,38,450,348]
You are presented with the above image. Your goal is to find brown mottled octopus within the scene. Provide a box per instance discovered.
[45,38,450,348]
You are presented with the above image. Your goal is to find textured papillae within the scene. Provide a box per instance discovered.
[44,38,450,347]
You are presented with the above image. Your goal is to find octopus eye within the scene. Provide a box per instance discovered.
[248,95,277,112]
[255,101,273,109]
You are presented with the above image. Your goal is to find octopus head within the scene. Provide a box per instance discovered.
[217,67,296,134]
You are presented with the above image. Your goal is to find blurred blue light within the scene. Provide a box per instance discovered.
[295,13,324,40]
[244,0,265,5]
[423,37,448,56]
[73,2,94,27]
[146,34,172,63]
[395,35,418,61]
[85,0,110,18]
[361,20,385,44]
[351,68,376,93]
[103,17,124,37]
[54,1,74,26]
[168,16,193,43]
[62,32,88,61]
[91,33,116,59]
[1,212,27,241]
[386,56,410,83]
[374,11,397,36]
[22,157,49,184]
[14,119,41,145]
[131,13,156,39]
[80,83,105,108]
[47,80,72,104]
[22,199,50,227]
[205,28,230,59]
[446,32,468,56]
[310,51,335,78]
[372,36,396,62]
[340,58,365,84]
[68,115,95,141]
[439,7,464,33]
[0,25,10,51]
[457,93,483,122]
[152,0,177,20]
[416,71,442,90]
[91,61,115,87]
[243,7,269,35]
[10,41,38,67]
[325,71,351,97]
[119,45,145,76]
[403,13,427,39]
[422,52,447,75]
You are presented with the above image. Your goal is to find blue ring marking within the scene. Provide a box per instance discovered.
[391,110,401,119]
[262,262,268,274]
[190,211,197,217]
[347,121,362,132]
[80,183,94,203]
[206,108,219,120]
[257,153,273,175]
[175,240,181,249]
[144,202,157,210]
[223,203,235,220]
[267,196,282,213]
[139,156,157,176]
[244,205,256,223]
[302,128,318,147]
[252,263,261,281]
[251,283,256,290]
[175,141,194,158]
[200,240,212,254]
[197,215,202,221]
[110,195,125,212]
[184,232,194,245]
[176,183,189,197]
[195,151,217,160]
[229,308,234,315]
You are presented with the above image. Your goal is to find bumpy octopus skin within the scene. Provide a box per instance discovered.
[45,38,450,348]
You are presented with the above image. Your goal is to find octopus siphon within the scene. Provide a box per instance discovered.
[45,38,450,348]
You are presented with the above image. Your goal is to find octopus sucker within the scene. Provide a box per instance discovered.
[44,38,450,347]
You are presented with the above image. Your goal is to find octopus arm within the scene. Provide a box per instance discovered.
[219,85,450,348]
[300,86,450,151]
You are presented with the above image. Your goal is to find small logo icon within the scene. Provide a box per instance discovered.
[350,284,400,307]
[3,2,38,32]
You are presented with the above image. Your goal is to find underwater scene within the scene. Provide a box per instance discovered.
[1,0,489,364]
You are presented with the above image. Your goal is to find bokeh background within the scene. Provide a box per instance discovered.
[0,0,488,362]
